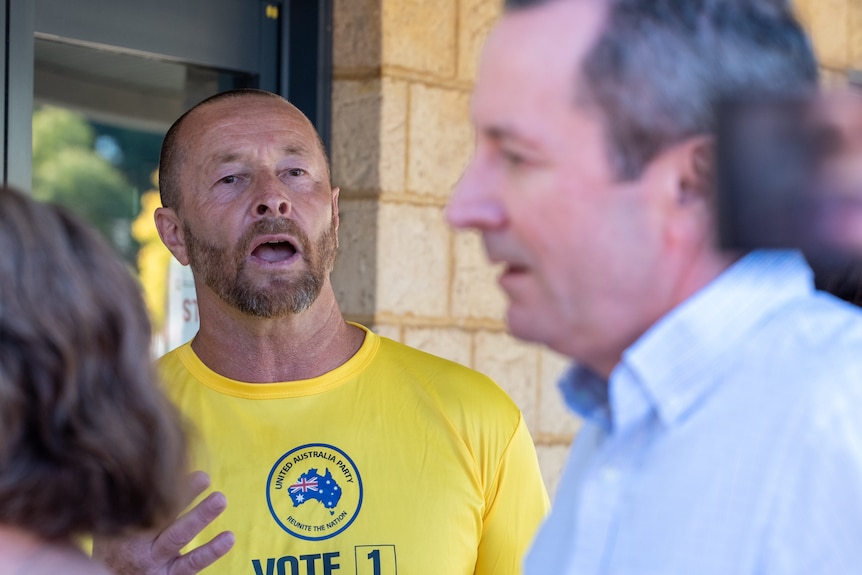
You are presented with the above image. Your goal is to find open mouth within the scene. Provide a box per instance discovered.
[504,263,529,275]
[251,240,298,263]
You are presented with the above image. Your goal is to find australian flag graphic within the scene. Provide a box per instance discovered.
[289,468,342,515]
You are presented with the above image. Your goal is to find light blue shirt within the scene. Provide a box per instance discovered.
[525,251,862,574]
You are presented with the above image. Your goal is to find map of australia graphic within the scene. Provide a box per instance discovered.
[289,468,342,515]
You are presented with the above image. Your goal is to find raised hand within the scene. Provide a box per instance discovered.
[93,471,235,575]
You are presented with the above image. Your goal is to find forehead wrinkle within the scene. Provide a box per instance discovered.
[280,144,313,158]
[212,152,242,165]
[207,144,313,166]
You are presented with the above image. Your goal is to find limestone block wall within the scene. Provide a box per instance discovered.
[794,0,862,86]
[330,0,577,497]
[329,0,859,498]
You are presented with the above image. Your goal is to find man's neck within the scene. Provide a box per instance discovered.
[189,288,366,383]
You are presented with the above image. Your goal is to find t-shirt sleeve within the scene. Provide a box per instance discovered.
[474,414,550,575]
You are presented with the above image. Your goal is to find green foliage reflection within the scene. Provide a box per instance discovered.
[32,105,138,261]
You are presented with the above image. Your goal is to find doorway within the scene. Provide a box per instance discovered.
[2,0,331,351]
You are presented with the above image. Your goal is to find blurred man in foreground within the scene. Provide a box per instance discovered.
[447,0,862,572]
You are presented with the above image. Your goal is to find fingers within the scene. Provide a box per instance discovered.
[169,531,236,575]
[182,470,212,506]
[93,471,233,575]
[150,490,229,565]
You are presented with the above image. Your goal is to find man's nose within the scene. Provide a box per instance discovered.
[254,174,292,217]
[445,158,505,230]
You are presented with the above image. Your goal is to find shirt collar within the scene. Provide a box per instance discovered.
[560,250,815,433]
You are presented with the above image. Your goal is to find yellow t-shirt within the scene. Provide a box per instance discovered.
[160,324,549,575]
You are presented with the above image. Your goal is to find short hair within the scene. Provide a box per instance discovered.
[505,0,818,180]
[159,89,331,210]
[816,261,862,307]
[0,186,186,541]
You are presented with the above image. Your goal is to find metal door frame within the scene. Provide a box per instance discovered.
[1,0,331,189]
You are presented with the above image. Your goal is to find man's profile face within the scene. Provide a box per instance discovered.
[447,0,677,375]
[173,96,339,318]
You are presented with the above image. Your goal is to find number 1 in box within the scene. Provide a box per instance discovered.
[354,545,397,575]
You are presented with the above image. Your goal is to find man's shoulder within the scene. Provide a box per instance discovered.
[156,344,197,396]
[767,292,862,358]
[157,345,189,372]
[373,335,522,420]
[743,293,862,429]
[375,334,491,380]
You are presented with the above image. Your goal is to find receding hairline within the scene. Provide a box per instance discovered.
[188,90,304,124]
[473,0,606,140]
[174,91,318,151]
[159,89,331,209]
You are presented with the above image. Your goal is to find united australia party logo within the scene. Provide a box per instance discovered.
[266,443,363,541]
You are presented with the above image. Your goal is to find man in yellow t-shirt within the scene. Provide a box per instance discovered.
[93,89,548,575]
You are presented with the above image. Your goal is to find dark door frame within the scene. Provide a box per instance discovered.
[1,0,331,189]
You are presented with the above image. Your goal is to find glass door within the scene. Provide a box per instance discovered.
[33,39,254,352]
[3,0,332,352]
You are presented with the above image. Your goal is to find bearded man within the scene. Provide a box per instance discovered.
[94,89,548,575]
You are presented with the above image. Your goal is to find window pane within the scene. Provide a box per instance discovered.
[33,37,253,353]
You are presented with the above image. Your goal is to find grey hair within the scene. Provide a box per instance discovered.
[505,0,818,180]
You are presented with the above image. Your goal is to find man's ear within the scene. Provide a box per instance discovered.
[331,186,341,234]
[654,135,716,248]
[154,207,190,265]
[678,136,714,206]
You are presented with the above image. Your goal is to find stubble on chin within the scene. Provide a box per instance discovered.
[183,217,338,318]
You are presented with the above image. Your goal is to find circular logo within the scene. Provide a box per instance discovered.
[266,443,363,541]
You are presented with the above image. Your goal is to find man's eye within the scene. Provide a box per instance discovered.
[501,149,526,167]
[288,168,305,177]
[219,175,239,185]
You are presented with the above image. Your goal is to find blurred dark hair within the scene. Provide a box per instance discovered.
[158,88,329,211]
[0,186,186,541]
[505,0,818,180]
[815,262,862,307]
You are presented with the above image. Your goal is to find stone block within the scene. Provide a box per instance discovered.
[382,0,457,76]
[407,83,473,199]
[791,0,811,31]
[403,326,472,367]
[331,78,407,194]
[851,0,862,70]
[457,0,502,81]
[451,230,507,320]
[537,444,572,499]
[537,349,582,437]
[332,79,381,192]
[332,199,379,317]
[820,67,849,89]
[376,202,450,317]
[333,0,382,70]
[474,330,539,431]
[378,78,410,193]
[808,0,849,70]
[370,323,402,342]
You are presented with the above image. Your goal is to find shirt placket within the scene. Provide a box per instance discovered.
[567,430,628,575]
